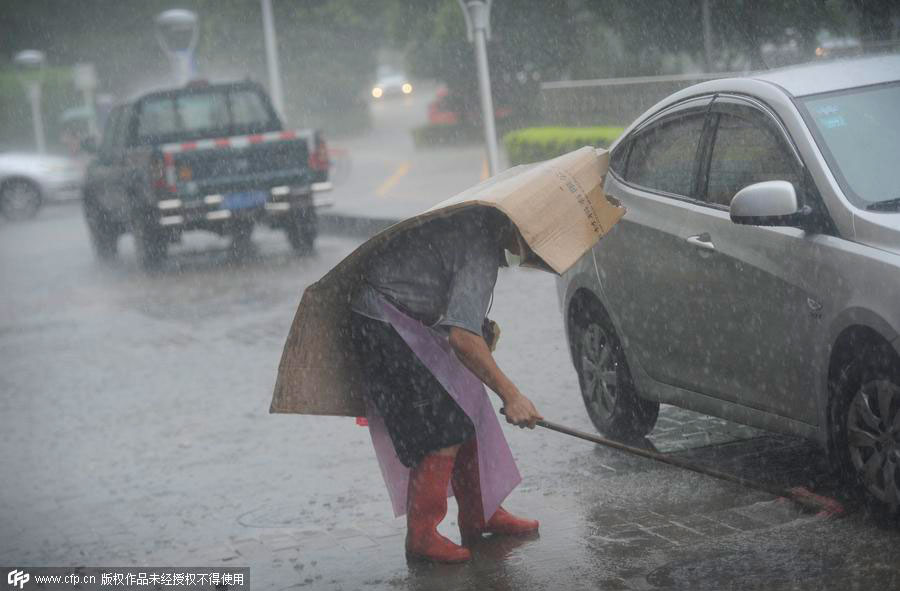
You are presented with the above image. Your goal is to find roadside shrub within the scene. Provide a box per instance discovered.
[503,126,624,165]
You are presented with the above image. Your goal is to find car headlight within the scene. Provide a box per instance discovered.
[401,83,413,94]
[372,87,384,99]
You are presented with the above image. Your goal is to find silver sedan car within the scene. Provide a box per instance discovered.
[557,54,900,510]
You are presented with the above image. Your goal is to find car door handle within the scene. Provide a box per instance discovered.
[686,233,716,251]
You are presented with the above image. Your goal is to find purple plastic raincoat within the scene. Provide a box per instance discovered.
[366,298,522,520]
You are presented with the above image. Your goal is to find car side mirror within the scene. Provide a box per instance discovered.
[730,180,811,227]
[80,136,98,154]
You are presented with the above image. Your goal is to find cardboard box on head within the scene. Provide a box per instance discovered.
[270,146,625,417]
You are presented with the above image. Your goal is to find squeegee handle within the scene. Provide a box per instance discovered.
[534,418,770,489]
[500,410,834,515]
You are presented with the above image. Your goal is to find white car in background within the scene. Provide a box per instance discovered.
[0,152,84,221]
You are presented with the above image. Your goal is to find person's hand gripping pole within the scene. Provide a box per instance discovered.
[448,326,543,429]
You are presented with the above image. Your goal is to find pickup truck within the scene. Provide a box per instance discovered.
[81,80,332,269]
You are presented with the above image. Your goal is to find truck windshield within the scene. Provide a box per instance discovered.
[136,87,279,143]
[800,82,899,210]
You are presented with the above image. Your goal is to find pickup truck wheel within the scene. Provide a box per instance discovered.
[285,207,317,255]
[83,194,119,261]
[131,208,167,270]
[570,301,659,440]
[0,178,42,221]
[230,219,255,256]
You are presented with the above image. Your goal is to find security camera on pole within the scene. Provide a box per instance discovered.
[155,9,199,86]
[14,50,47,154]
[458,0,500,176]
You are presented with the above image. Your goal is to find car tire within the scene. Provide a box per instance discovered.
[230,219,255,257]
[131,206,167,270]
[831,344,900,513]
[570,301,659,440]
[0,178,42,221]
[83,194,119,261]
[285,206,317,255]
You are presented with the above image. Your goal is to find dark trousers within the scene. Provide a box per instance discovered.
[350,312,475,467]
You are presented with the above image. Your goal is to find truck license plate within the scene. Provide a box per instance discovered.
[223,191,268,210]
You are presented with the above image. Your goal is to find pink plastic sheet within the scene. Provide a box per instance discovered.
[366,298,522,520]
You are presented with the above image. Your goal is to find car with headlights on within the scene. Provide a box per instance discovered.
[557,54,900,511]
[371,70,413,99]
[0,152,84,220]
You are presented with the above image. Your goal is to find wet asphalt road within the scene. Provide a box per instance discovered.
[1,203,899,590]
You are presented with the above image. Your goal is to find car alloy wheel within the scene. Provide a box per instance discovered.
[570,303,658,439]
[580,322,619,423]
[846,379,900,511]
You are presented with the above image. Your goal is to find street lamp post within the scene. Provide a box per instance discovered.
[459,0,500,176]
[155,9,199,86]
[14,50,47,154]
[260,0,286,118]
[73,63,99,137]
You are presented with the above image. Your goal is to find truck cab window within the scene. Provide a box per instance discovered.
[230,90,271,128]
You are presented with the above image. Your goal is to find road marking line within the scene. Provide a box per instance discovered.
[480,155,489,180]
[376,161,411,197]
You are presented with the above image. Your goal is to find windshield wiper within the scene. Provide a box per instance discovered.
[866,197,900,212]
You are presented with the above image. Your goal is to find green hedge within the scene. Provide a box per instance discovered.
[503,126,625,166]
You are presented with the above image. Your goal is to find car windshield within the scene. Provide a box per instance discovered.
[136,87,278,143]
[800,82,899,210]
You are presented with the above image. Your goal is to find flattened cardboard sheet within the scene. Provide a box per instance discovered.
[270,147,624,416]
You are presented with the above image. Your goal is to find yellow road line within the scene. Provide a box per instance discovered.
[376,161,411,197]
[480,155,489,180]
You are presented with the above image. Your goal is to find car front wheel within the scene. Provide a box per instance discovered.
[833,350,900,513]
[570,302,659,440]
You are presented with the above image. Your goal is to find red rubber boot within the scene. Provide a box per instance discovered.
[405,454,471,563]
[452,438,539,546]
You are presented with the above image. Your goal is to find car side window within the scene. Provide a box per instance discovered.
[608,140,629,177]
[624,114,705,198]
[706,112,802,207]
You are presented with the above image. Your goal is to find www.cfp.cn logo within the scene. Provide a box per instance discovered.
[7,570,29,589]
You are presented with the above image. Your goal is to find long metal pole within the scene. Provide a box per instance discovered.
[469,2,500,176]
[26,83,46,154]
[261,0,286,118]
[499,409,845,517]
[82,87,98,137]
[702,0,714,71]
[175,51,193,86]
